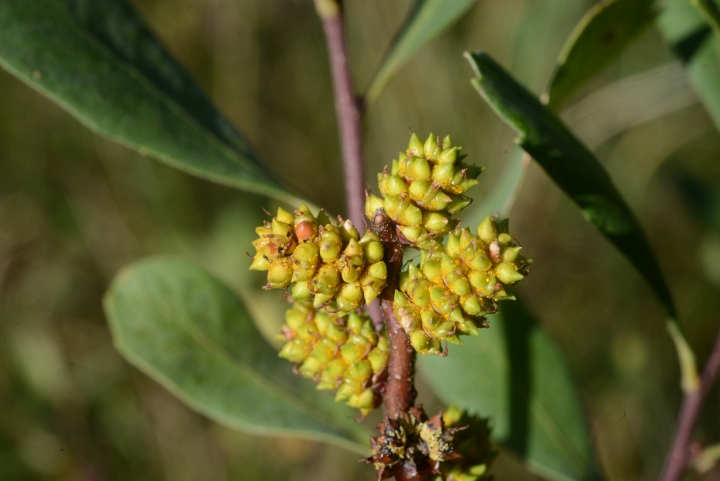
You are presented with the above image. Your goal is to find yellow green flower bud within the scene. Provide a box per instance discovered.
[277,304,387,415]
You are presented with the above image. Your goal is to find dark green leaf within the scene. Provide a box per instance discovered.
[658,0,720,132]
[546,0,658,110]
[419,301,601,481]
[364,0,477,105]
[0,0,299,204]
[465,51,677,319]
[104,257,369,454]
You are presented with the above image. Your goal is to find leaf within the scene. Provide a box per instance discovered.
[104,257,369,454]
[657,0,720,132]
[545,0,658,110]
[0,0,299,204]
[465,51,677,319]
[364,0,477,105]
[692,0,720,38]
[419,301,601,481]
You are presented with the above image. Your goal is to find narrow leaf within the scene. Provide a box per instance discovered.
[657,0,720,132]
[419,301,601,481]
[104,257,369,454]
[465,51,677,320]
[546,0,658,110]
[364,0,477,105]
[0,0,299,204]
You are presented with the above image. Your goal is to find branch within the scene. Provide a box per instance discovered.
[314,0,365,228]
[371,209,421,481]
[660,328,720,481]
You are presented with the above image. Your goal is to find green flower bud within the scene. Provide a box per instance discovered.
[311,264,341,296]
[345,360,373,384]
[291,281,312,300]
[276,207,294,224]
[367,347,389,374]
[360,232,384,264]
[423,133,439,159]
[266,259,293,288]
[365,195,385,220]
[477,216,498,243]
[279,338,311,363]
[319,227,343,262]
[340,219,360,243]
[494,262,524,284]
[249,252,270,271]
[317,359,346,390]
[407,132,424,154]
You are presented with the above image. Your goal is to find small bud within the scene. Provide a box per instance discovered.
[267,259,293,288]
[423,133,439,159]
[495,262,524,284]
[407,132,424,154]
[477,216,498,242]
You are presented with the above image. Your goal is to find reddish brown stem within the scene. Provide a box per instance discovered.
[316,0,365,228]
[660,330,720,481]
[372,209,421,481]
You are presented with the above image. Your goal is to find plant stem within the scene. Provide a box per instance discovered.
[314,0,365,228]
[660,329,720,481]
[371,209,420,481]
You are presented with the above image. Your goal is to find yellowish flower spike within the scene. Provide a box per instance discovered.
[278,302,389,416]
[366,132,484,247]
[394,216,532,355]
[250,205,387,313]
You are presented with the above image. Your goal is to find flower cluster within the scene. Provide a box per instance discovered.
[250,205,387,312]
[365,133,483,247]
[394,215,531,354]
[278,302,388,416]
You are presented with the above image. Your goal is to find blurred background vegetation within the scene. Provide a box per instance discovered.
[1,0,720,479]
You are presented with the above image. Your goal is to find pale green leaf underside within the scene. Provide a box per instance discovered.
[546,0,658,110]
[465,51,677,320]
[420,301,601,481]
[104,257,369,454]
[0,0,298,204]
[364,0,477,105]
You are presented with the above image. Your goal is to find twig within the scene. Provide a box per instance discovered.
[314,0,365,228]
[371,209,420,481]
[660,329,720,481]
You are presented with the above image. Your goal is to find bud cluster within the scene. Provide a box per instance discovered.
[365,405,491,481]
[250,205,387,312]
[434,406,495,481]
[394,215,532,355]
[365,133,483,247]
[278,302,389,415]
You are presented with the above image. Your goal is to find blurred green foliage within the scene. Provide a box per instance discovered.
[1,0,720,480]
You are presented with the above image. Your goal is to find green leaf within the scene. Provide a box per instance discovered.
[657,0,720,132]
[364,0,477,105]
[104,257,369,454]
[465,51,677,320]
[0,0,299,204]
[692,0,720,38]
[545,0,658,110]
[419,301,601,481]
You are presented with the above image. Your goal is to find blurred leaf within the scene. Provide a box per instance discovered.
[560,62,698,149]
[692,0,720,38]
[420,301,601,481]
[546,0,658,110]
[364,0,477,105]
[0,0,300,204]
[104,257,369,454]
[465,51,677,319]
[657,0,720,132]
[465,147,528,222]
